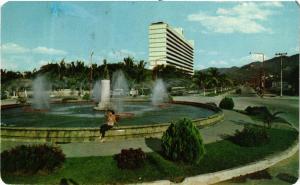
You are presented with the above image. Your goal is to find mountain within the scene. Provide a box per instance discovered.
[202,54,299,83]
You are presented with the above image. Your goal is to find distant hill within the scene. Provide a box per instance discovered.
[202,54,299,83]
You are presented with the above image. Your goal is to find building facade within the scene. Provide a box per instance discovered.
[149,22,194,75]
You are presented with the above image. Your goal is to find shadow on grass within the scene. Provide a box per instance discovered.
[145,137,162,153]
[276,173,298,184]
[228,169,272,183]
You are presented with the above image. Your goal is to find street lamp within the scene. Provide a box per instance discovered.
[249,52,265,96]
[275,52,287,97]
[90,51,94,95]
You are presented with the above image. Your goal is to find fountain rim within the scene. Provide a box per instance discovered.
[0,100,224,142]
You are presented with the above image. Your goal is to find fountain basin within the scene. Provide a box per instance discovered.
[1,101,223,142]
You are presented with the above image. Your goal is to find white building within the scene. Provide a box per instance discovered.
[149,22,194,75]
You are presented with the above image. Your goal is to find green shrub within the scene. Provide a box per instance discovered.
[219,97,234,110]
[114,148,146,169]
[1,144,65,174]
[161,118,205,164]
[229,125,269,147]
[82,93,90,100]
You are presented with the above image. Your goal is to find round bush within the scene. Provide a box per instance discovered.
[219,97,234,110]
[1,144,65,174]
[161,118,205,164]
[114,148,146,169]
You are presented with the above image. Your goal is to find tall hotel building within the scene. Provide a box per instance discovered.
[149,22,194,75]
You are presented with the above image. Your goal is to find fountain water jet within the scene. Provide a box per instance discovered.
[94,61,113,110]
[152,79,168,106]
[112,70,129,113]
[32,76,50,110]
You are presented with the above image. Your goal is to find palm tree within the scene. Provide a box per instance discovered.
[193,71,209,96]
[136,60,147,83]
[207,68,220,94]
[259,109,296,130]
[219,74,233,92]
[262,110,284,128]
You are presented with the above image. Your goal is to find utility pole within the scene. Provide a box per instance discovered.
[275,52,287,97]
[249,52,265,97]
[90,51,94,95]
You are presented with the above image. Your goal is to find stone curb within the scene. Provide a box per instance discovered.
[133,140,299,185]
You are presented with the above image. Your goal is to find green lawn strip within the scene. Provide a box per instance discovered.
[2,128,298,184]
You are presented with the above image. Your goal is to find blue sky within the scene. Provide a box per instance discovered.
[1,1,299,71]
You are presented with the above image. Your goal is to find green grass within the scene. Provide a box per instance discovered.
[2,128,298,184]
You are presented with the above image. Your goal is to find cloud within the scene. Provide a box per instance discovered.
[187,2,282,34]
[210,60,229,67]
[1,43,30,54]
[289,46,299,54]
[228,54,269,67]
[1,43,67,56]
[198,49,219,55]
[32,46,67,55]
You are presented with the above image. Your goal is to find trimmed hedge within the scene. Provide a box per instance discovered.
[219,97,234,110]
[161,118,205,164]
[1,144,65,174]
[114,148,146,169]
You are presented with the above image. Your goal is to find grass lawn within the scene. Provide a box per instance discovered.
[2,128,298,184]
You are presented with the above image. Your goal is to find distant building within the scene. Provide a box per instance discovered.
[148,22,194,75]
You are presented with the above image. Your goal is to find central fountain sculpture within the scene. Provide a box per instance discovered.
[94,61,113,111]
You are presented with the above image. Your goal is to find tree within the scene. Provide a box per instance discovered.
[257,108,296,130]
[103,59,110,80]
[193,71,209,96]
[136,60,147,83]
[207,68,220,94]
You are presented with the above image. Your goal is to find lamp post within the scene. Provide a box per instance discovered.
[275,52,287,97]
[249,52,265,96]
[90,51,94,95]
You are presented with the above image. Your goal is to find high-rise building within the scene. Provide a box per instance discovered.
[149,22,194,75]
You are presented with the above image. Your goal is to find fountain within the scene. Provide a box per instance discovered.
[24,76,50,112]
[112,70,129,113]
[94,61,113,110]
[92,80,101,102]
[152,79,169,107]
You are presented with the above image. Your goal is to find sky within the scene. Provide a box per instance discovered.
[1,1,299,71]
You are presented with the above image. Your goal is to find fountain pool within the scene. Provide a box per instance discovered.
[1,101,215,128]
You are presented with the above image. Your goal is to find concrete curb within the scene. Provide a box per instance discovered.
[134,140,299,185]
